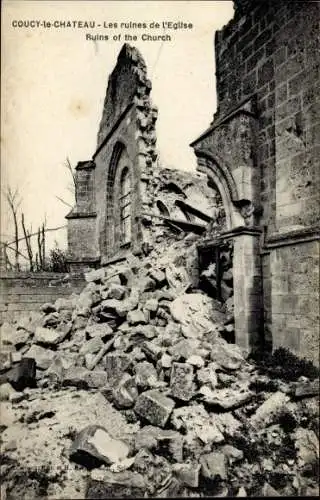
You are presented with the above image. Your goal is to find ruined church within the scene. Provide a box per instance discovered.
[67,0,319,366]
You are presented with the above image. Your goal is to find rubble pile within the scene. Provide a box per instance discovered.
[0,239,319,498]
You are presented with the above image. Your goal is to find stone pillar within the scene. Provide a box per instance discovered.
[226,227,263,354]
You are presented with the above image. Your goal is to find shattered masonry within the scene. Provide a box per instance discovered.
[1,1,319,498]
[66,0,319,366]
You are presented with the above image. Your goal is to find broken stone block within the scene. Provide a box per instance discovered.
[24,344,55,370]
[10,352,22,364]
[131,347,146,361]
[109,457,136,473]
[148,268,166,286]
[211,339,244,370]
[70,424,130,468]
[236,486,247,496]
[134,426,183,461]
[160,353,173,369]
[104,353,132,383]
[172,462,200,488]
[0,322,30,349]
[214,412,242,437]
[141,341,163,361]
[186,355,205,368]
[260,482,281,496]
[107,283,127,300]
[221,445,244,464]
[127,309,147,326]
[6,358,36,391]
[134,390,175,427]
[134,428,158,450]
[62,367,90,389]
[144,298,159,313]
[195,422,225,445]
[131,324,157,339]
[294,379,319,399]
[201,387,253,410]
[44,355,68,385]
[170,362,195,401]
[157,475,183,497]
[134,361,158,389]
[85,268,107,283]
[79,336,104,356]
[294,427,319,466]
[197,363,218,389]
[112,374,138,409]
[42,311,61,328]
[170,293,225,337]
[83,370,109,389]
[172,404,224,445]
[200,452,228,481]
[0,382,17,401]
[34,326,68,346]
[168,338,200,361]
[133,448,173,494]
[85,322,113,340]
[86,470,147,498]
[250,391,290,429]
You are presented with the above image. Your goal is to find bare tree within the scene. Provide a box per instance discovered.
[21,213,34,271]
[55,157,77,209]
[5,187,22,270]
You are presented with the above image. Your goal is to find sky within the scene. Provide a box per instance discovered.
[1,0,234,253]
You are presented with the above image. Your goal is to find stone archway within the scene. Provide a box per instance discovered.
[192,143,263,355]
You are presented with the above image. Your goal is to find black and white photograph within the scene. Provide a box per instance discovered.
[1,0,319,497]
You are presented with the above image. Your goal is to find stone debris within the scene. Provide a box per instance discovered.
[134,390,175,428]
[69,424,130,467]
[294,378,319,398]
[0,243,319,498]
[170,362,195,401]
[1,358,36,392]
[24,344,56,370]
[172,462,201,488]
[249,391,290,428]
[200,452,228,480]
[294,427,319,466]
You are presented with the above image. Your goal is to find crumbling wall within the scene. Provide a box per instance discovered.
[94,44,158,263]
[0,272,85,323]
[140,167,223,248]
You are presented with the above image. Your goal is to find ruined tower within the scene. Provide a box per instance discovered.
[66,44,158,269]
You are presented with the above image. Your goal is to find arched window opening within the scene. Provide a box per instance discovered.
[119,167,131,244]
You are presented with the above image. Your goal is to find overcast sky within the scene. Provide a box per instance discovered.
[1,0,234,250]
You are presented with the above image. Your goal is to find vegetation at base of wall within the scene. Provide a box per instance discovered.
[252,347,319,382]
[46,247,69,273]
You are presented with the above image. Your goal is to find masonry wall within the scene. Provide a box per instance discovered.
[270,240,320,366]
[94,105,144,262]
[0,272,85,323]
[214,0,319,363]
[215,0,319,232]
[92,44,158,264]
